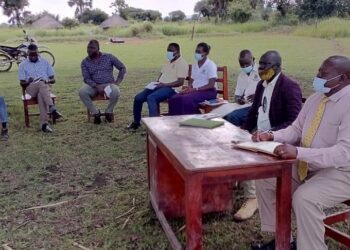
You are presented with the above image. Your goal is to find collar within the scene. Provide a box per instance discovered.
[87,52,103,61]
[262,72,281,88]
[328,84,350,103]
[196,57,209,69]
[170,56,182,64]
[27,57,41,63]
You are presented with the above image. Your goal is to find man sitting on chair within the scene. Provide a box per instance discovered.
[251,56,350,250]
[79,40,126,124]
[0,96,9,140]
[127,43,188,131]
[18,44,62,133]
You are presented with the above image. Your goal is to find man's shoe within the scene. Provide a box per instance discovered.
[127,122,140,131]
[233,198,258,221]
[42,124,53,133]
[105,113,114,123]
[251,239,296,250]
[51,110,62,121]
[94,111,101,124]
[1,128,9,141]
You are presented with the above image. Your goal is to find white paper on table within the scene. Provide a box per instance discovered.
[209,102,251,118]
[104,85,112,98]
[145,82,159,90]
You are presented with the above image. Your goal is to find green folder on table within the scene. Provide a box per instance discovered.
[179,118,224,129]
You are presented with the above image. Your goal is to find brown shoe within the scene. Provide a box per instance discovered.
[105,113,114,123]
[233,198,258,221]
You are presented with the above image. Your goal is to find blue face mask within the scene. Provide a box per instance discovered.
[167,51,175,61]
[313,74,342,94]
[194,53,203,61]
[241,65,253,74]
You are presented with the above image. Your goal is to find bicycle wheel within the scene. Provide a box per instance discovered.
[39,50,55,67]
[0,53,13,72]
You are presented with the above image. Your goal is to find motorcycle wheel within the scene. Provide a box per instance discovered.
[39,50,55,67]
[0,53,12,72]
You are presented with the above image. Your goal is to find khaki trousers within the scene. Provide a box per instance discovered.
[79,84,120,115]
[26,81,54,126]
[256,166,350,250]
[242,180,256,199]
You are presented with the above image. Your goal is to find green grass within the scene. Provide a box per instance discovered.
[1,33,350,249]
[294,17,350,39]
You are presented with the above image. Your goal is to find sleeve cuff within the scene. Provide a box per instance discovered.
[296,147,308,160]
[273,131,283,142]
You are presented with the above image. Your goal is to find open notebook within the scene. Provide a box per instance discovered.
[233,141,282,156]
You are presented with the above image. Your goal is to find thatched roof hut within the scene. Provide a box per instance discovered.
[100,14,129,30]
[31,15,63,29]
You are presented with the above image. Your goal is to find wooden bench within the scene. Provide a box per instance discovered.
[159,65,228,115]
[324,200,350,247]
[22,87,56,127]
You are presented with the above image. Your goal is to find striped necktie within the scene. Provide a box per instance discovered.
[298,96,329,181]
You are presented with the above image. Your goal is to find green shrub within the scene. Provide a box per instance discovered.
[161,25,189,36]
[230,8,252,23]
[272,13,299,26]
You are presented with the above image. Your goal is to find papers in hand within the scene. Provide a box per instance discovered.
[233,141,282,156]
[145,82,159,90]
[208,102,251,118]
[201,98,228,107]
[32,77,44,84]
[104,85,112,98]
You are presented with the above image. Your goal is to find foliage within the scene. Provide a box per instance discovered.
[272,12,299,26]
[297,0,350,20]
[79,8,108,25]
[67,0,92,19]
[110,0,128,15]
[120,7,162,22]
[229,0,253,23]
[0,0,30,27]
[168,10,186,22]
[194,0,211,20]
[61,17,79,29]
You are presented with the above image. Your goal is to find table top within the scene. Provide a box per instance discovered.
[142,115,295,172]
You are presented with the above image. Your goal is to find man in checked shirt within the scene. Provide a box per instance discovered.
[79,40,126,124]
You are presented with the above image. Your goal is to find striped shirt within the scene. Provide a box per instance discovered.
[18,57,54,81]
[81,53,126,87]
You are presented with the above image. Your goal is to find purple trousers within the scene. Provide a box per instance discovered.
[168,89,217,115]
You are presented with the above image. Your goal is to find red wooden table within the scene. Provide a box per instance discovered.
[142,115,295,250]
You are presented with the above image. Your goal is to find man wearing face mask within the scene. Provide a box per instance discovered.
[18,44,62,133]
[79,40,126,124]
[251,56,350,250]
[242,50,302,134]
[127,43,188,130]
[168,42,217,115]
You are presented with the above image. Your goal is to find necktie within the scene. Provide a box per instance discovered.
[298,96,329,181]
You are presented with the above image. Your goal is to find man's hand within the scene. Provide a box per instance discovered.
[156,83,166,89]
[237,97,245,105]
[274,144,297,159]
[181,87,195,95]
[247,94,255,103]
[252,130,273,142]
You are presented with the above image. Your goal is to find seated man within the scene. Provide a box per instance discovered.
[79,40,126,124]
[168,42,217,115]
[225,49,260,126]
[0,96,9,140]
[238,51,302,221]
[252,56,350,250]
[18,44,62,133]
[127,43,188,130]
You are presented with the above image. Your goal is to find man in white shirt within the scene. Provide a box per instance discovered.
[225,50,260,126]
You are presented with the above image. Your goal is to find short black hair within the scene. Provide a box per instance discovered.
[168,43,180,52]
[88,39,100,49]
[28,44,38,51]
[197,42,211,53]
[239,49,252,58]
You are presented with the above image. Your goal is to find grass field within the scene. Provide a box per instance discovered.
[1,31,350,249]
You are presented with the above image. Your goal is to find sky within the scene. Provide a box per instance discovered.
[0,0,199,24]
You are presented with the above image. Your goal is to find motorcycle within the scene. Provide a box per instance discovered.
[0,30,55,72]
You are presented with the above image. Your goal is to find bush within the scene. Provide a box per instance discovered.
[79,9,108,25]
[62,18,79,29]
[272,13,299,26]
[161,25,189,36]
[230,8,252,23]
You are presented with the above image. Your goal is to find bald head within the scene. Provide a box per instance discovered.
[323,56,350,78]
[260,50,282,68]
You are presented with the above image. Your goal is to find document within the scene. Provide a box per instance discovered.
[179,118,224,129]
[145,82,159,90]
[233,141,282,156]
[104,85,112,98]
[209,103,251,118]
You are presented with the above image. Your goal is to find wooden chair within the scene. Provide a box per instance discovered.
[86,93,111,122]
[22,87,56,127]
[324,200,350,247]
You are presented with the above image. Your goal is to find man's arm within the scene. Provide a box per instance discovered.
[111,55,126,85]
[158,78,185,88]
[297,111,350,170]
[271,80,302,131]
[81,61,97,87]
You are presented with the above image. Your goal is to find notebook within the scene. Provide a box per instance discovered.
[233,141,282,156]
[145,82,159,90]
[179,118,224,129]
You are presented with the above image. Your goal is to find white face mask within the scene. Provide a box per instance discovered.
[313,74,342,93]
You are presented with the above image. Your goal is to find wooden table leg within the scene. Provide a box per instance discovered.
[185,174,203,250]
[275,164,292,250]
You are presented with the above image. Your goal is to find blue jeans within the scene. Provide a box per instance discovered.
[133,87,176,124]
[224,106,250,126]
[0,96,8,124]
